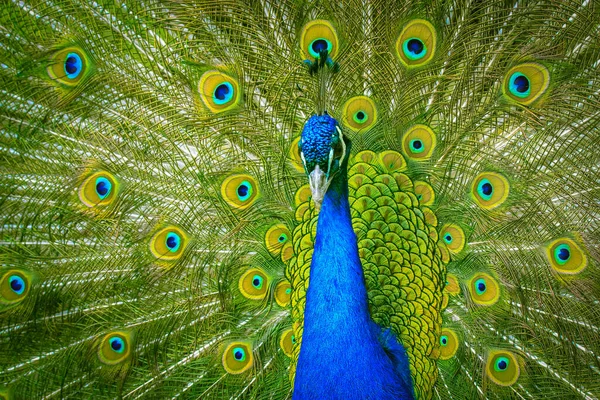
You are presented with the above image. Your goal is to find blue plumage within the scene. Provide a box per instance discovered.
[294,117,414,399]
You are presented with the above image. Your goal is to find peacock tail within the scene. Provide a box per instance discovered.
[1,0,599,399]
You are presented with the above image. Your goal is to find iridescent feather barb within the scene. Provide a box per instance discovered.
[1,1,600,399]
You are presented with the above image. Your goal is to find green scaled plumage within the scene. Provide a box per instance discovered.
[1,1,599,399]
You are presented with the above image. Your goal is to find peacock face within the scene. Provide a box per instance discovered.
[299,114,349,209]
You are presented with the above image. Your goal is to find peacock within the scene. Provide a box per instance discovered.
[1,0,599,398]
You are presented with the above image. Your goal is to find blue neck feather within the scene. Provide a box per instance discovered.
[293,165,414,400]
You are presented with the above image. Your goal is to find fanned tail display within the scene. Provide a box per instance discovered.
[1,1,599,399]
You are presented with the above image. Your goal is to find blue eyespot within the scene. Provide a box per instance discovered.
[285,287,291,295]
[403,38,427,61]
[475,278,487,295]
[443,233,453,244]
[251,275,263,289]
[95,177,112,200]
[109,336,125,354]
[440,335,448,346]
[278,234,288,243]
[64,52,83,79]
[233,347,246,361]
[494,356,509,372]
[236,181,253,201]
[353,110,368,124]
[509,73,530,98]
[165,232,181,253]
[409,139,425,153]
[477,179,493,200]
[554,244,571,265]
[309,38,332,58]
[291,335,296,344]
[9,275,25,295]
[213,82,234,105]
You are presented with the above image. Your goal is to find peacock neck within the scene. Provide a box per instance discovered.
[293,164,414,399]
[305,167,371,321]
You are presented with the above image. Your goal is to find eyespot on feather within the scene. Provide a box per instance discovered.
[445,274,460,295]
[545,237,587,275]
[265,224,291,255]
[439,328,459,360]
[275,280,291,307]
[378,150,407,173]
[221,174,259,209]
[149,226,188,261]
[222,342,253,374]
[239,268,268,300]
[468,273,500,306]
[98,331,131,365]
[198,70,241,113]
[1,270,32,306]
[503,63,549,106]
[78,171,118,208]
[47,47,91,86]
[396,20,437,67]
[280,329,295,357]
[295,184,312,206]
[300,20,339,60]
[439,224,465,254]
[402,125,436,160]
[342,96,377,131]
[471,172,510,209]
[486,350,520,386]
[413,181,435,206]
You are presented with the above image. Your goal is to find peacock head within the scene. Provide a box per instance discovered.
[299,113,350,210]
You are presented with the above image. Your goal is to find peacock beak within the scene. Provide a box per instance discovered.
[307,164,332,212]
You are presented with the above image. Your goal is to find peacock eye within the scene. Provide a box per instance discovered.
[546,238,587,274]
[443,233,453,244]
[440,335,448,346]
[109,336,125,354]
[198,70,240,113]
[495,356,509,371]
[165,232,181,253]
[48,47,90,86]
[8,275,25,295]
[79,171,118,208]
[98,332,131,364]
[149,226,188,262]
[475,278,487,295]
[553,244,571,265]
[503,63,549,105]
[300,20,339,60]
[487,351,520,386]
[403,37,427,60]
[213,82,234,105]
[64,52,83,79]
[472,172,509,209]
[508,73,530,97]
[477,178,493,200]
[409,139,424,153]
[342,96,377,131]
[353,110,368,124]
[396,20,437,67]
[251,275,263,289]
[309,38,332,58]
[236,181,253,201]
[233,347,246,361]
[95,177,112,200]
[402,125,436,160]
